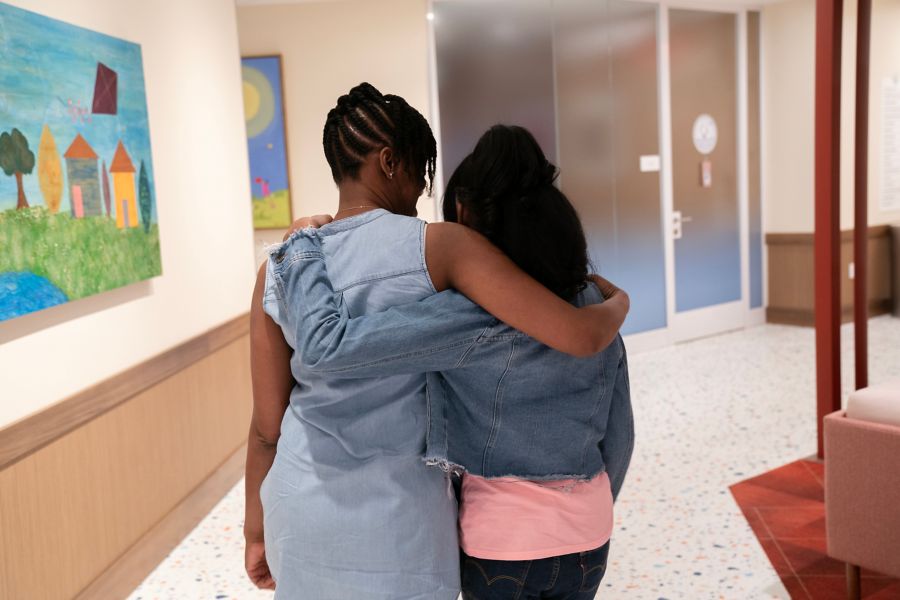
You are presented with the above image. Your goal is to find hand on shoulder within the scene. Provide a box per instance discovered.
[589,274,630,315]
[283,214,334,241]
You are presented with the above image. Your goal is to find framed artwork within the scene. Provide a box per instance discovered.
[241,55,293,230]
[0,1,161,323]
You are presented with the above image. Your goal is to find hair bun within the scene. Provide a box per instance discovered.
[336,82,384,115]
[515,161,558,199]
[538,161,557,186]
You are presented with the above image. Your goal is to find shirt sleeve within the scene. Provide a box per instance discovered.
[275,229,495,378]
[262,253,284,324]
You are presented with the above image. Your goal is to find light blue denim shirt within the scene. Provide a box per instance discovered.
[261,210,459,599]
[274,226,635,499]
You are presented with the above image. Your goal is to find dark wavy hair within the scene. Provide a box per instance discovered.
[443,125,589,300]
[322,82,437,194]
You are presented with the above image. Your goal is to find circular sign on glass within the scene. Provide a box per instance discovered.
[692,114,718,155]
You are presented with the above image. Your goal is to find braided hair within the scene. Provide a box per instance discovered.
[323,82,437,194]
[443,125,590,301]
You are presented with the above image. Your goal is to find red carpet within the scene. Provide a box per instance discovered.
[729,460,900,599]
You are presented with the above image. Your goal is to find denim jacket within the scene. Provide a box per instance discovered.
[271,228,635,498]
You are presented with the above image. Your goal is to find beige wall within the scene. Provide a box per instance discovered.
[0,0,255,428]
[236,0,434,262]
[763,0,900,233]
[867,0,900,226]
[761,0,815,233]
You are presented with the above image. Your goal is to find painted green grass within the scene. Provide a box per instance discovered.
[252,190,292,229]
[0,207,161,300]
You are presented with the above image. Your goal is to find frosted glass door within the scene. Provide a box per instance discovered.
[669,9,741,313]
[434,0,667,335]
[433,0,556,182]
[554,0,666,334]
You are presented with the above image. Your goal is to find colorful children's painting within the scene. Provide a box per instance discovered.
[241,55,293,229]
[0,2,161,322]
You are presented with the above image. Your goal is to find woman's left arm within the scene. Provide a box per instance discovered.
[426,222,629,357]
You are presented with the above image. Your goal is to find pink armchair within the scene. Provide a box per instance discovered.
[825,381,900,600]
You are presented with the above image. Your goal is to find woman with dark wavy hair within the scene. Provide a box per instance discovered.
[246,86,628,599]
[281,124,634,599]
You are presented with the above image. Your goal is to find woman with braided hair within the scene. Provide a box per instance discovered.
[246,85,629,598]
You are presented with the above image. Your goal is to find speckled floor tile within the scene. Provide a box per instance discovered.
[127,316,900,600]
[126,483,272,600]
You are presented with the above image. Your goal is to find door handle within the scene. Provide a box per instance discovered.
[673,211,693,240]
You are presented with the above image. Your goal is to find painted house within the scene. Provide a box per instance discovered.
[63,134,103,218]
[110,141,138,229]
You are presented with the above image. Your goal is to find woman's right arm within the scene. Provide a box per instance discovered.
[244,264,292,590]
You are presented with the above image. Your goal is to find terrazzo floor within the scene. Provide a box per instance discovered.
[127,316,900,600]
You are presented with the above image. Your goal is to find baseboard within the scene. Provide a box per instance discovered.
[766,307,815,327]
[74,445,247,600]
[623,327,672,354]
[767,300,893,327]
[747,307,766,326]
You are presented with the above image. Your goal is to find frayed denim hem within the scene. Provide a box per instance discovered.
[423,455,607,484]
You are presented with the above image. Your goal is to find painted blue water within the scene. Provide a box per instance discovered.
[0,272,68,321]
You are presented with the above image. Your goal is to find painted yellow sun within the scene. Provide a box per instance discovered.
[243,81,260,121]
[241,65,276,138]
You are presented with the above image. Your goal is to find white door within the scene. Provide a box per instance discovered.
[661,6,755,343]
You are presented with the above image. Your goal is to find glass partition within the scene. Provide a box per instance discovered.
[434,0,666,334]
[555,0,666,333]
[433,0,557,182]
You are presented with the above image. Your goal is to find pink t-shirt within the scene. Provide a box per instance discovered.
[458,472,613,561]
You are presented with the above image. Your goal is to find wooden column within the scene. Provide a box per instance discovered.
[854,0,872,391]
[815,0,844,459]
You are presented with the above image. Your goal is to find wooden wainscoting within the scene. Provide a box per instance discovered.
[767,226,894,326]
[0,315,251,600]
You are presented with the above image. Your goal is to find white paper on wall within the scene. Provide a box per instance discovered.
[882,76,900,212]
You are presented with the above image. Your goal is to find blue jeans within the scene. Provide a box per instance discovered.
[461,543,610,600]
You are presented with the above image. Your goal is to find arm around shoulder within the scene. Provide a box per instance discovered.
[425,222,628,357]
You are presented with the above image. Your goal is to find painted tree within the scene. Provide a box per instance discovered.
[0,128,36,210]
[101,160,112,217]
[138,160,152,232]
[37,125,63,213]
